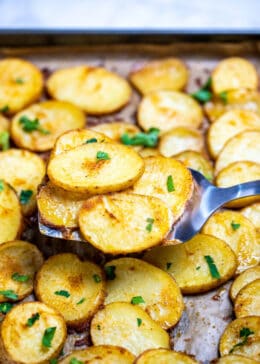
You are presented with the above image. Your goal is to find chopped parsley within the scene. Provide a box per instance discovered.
[121,127,160,148]
[219,91,228,104]
[19,116,50,135]
[19,190,33,205]
[0,131,10,151]
[15,78,24,84]
[166,262,172,270]
[196,266,201,270]
[146,217,154,232]
[204,255,221,279]
[166,175,175,192]
[0,302,14,314]
[76,298,85,305]
[0,105,9,113]
[70,358,84,364]
[93,274,102,283]
[0,290,18,300]
[137,318,142,327]
[229,327,254,353]
[105,265,116,280]
[12,272,29,282]
[85,138,98,144]
[97,324,101,330]
[96,151,110,160]
[0,180,4,192]
[131,296,145,305]
[231,221,240,231]
[27,312,40,327]
[42,326,56,348]
[54,290,70,298]
[191,77,212,104]
[50,359,58,364]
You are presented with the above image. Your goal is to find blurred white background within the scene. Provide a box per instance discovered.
[0,0,259,29]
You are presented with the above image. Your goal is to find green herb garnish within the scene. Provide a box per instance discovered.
[0,290,18,300]
[121,127,160,148]
[196,266,201,270]
[19,116,50,135]
[131,296,145,305]
[70,358,84,364]
[166,262,172,270]
[137,318,142,327]
[12,272,29,282]
[105,265,116,280]
[219,91,228,104]
[93,274,102,283]
[96,151,110,160]
[54,290,70,298]
[50,359,58,364]
[0,180,4,192]
[19,190,33,205]
[231,221,240,231]
[146,217,154,232]
[85,138,98,144]
[191,77,212,104]
[229,327,254,353]
[204,255,221,279]
[15,78,24,84]
[0,105,9,113]
[0,302,14,314]
[42,326,56,348]
[166,175,175,192]
[0,131,10,151]
[97,324,101,330]
[76,298,85,305]
[27,312,40,327]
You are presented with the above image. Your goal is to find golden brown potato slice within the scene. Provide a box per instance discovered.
[0,58,43,114]
[175,150,214,182]
[0,148,45,216]
[0,181,22,244]
[104,257,184,329]
[37,182,88,229]
[240,203,260,231]
[202,210,259,274]
[138,148,160,158]
[137,90,203,134]
[135,349,198,364]
[59,346,135,364]
[11,101,86,152]
[90,302,170,356]
[129,58,188,95]
[92,122,141,142]
[0,240,43,303]
[47,65,132,114]
[216,162,260,208]
[130,156,193,220]
[144,234,237,294]
[0,115,9,132]
[207,110,260,159]
[47,142,144,194]
[215,130,260,174]
[234,279,260,318]
[159,127,204,157]
[204,88,260,123]
[79,193,173,254]
[212,58,258,94]
[0,301,67,364]
[219,316,260,360]
[35,253,105,328]
[230,266,260,302]
[213,355,259,363]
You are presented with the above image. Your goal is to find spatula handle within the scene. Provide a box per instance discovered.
[215,180,260,205]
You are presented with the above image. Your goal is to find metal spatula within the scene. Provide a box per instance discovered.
[38,169,260,243]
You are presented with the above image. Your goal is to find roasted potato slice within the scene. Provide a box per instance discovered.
[240,203,260,231]
[104,257,184,329]
[215,130,260,174]
[129,58,188,94]
[37,182,88,229]
[175,150,214,182]
[234,279,260,318]
[35,253,105,328]
[202,210,259,274]
[0,115,9,133]
[213,355,260,363]
[212,58,258,94]
[230,266,260,302]
[159,127,204,157]
[137,90,203,134]
[11,101,86,152]
[92,122,141,142]
[47,142,144,194]
[90,302,170,356]
[0,148,45,216]
[216,162,260,208]
[144,233,237,294]
[138,148,160,158]
[219,316,260,360]
[0,301,67,364]
[207,110,260,159]
[0,181,22,244]
[79,193,173,254]
[0,58,43,114]
[130,156,193,220]
[0,240,43,303]
[135,349,198,364]
[59,346,135,364]
[47,65,132,114]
